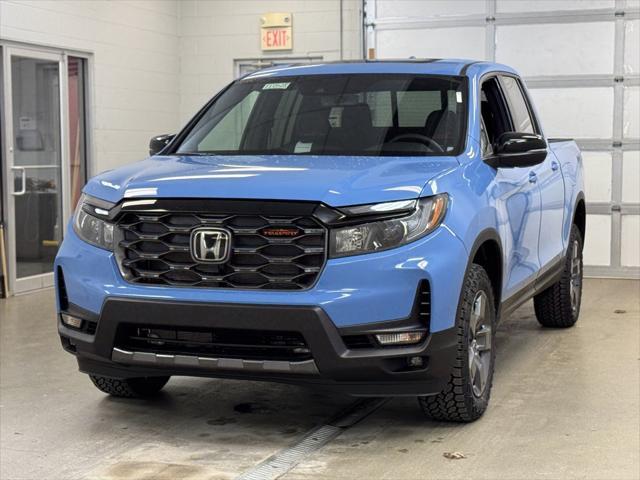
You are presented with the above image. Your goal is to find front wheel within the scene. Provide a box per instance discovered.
[89,375,170,398]
[418,264,497,422]
[534,224,583,328]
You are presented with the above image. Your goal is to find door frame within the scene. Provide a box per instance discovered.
[0,41,93,295]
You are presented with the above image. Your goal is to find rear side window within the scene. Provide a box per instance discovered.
[500,76,535,134]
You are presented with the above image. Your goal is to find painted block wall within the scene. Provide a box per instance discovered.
[0,0,181,172]
[1,0,362,172]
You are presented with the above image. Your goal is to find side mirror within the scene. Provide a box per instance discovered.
[149,134,175,156]
[485,132,547,169]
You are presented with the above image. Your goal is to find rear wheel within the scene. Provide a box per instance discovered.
[418,264,496,422]
[89,375,170,398]
[534,224,583,328]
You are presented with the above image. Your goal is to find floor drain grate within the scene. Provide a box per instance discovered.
[235,398,387,480]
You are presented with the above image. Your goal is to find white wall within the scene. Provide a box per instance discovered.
[0,0,362,172]
[0,0,181,172]
[177,0,361,123]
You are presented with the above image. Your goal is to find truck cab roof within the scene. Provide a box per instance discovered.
[242,59,519,80]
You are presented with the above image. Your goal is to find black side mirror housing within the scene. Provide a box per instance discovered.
[149,134,175,156]
[485,132,547,169]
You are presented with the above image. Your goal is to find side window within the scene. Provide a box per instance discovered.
[500,76,535,134]
[480,77,511,145]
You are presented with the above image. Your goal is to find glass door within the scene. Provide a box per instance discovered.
[2,47,69,294]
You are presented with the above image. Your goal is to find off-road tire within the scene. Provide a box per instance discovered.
[534,225,583,328]
[418,264,497,422]
[89,375,170,398]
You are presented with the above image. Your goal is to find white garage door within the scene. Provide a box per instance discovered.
[364,0,640,278]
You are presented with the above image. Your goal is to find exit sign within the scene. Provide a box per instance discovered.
[261,13,292,51]
[262,28,292,50]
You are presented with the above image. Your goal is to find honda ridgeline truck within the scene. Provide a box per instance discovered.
[55,60,585,422]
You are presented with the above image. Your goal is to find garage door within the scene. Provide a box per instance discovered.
[364,0,640,278]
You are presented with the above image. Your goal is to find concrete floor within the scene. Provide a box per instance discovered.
[1,279,638,480]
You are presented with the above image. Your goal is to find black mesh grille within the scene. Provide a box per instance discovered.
[115,211,327,290]
[116,324,312,361]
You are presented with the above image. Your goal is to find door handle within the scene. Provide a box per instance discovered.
[551,160,559,171]
[11,166,26,196]
[528,171,537,184]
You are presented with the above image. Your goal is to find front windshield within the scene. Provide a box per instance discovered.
[176,74,467,157]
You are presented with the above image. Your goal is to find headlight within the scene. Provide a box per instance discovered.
[329,194,448,258]
[73,194,115,250]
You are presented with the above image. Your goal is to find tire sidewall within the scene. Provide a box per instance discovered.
[459,265,497,417]
[567,225,584,322]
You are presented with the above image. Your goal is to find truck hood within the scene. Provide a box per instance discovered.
[84,155,459,207]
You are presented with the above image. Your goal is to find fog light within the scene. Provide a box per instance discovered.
[407,356,424,368]
[61,313,83,329]
[374,331,426,346]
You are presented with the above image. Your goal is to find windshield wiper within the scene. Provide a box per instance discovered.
[175,151,220,156]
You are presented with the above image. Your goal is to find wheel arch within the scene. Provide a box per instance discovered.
[573,192,586,245]
[467,229,504,311]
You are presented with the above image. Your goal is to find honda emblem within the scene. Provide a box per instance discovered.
[190,228,231,263]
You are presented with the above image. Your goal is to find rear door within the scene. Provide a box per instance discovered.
[499,75,566,271]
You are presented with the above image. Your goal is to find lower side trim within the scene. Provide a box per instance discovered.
[499,255,565,319]
[111,347,320,375]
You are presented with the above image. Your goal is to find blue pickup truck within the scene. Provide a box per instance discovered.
[55,60,585,422]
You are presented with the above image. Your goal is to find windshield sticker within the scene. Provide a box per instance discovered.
[294,142,313,153]
[456,91,463,103]
[262,82,291,90]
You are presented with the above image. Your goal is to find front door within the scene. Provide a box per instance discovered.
[498,75,566,271]
[481,77,542,299]
[2,47,68,294]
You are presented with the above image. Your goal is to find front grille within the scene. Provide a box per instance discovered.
[116,324,312,361]
[115,210,327,290]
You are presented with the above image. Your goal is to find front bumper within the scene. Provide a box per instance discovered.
[55,219,469,395]
[59,298,459,396]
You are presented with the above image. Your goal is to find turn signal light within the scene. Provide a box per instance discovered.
[61,313,83,329]
[374,331,426,346]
